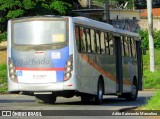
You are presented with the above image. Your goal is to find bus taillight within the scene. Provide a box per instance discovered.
[8,58,18,82]
[64,55,73,81]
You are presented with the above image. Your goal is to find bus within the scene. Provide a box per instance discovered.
[7,16,143,104]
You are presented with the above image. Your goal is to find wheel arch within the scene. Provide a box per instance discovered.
[133,76,138,87]
[98,75,105,94]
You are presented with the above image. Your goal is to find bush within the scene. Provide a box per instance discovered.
[0,64,7,80]
[141,91,160,110]
[0,64,7,93]
[143,70,160,89]
[139,30,160,50]
[139,30,149,49]
[0,32,7,43]
[143,49,160,89]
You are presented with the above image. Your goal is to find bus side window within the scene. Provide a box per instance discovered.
[108,33,114,55]
[121,36,125,56]
[86,29,91,53]
[131,38,136,57]
[124,36,130,57]
[80,27,87,52]
[96,31,101,54]
[129,37,133,57]
[100,32,105,54]
[90,29,96,53]
[105,32,109,55]
[75,26,80,52]
[127,37,132,57]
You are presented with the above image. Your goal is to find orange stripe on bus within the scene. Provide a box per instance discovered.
[80,54,116,82]
[80,54,132,86]
[123,80,132,85]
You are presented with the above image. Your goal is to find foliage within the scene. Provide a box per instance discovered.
[0,50,7,93]
[134,0,146,9]
[141,49,160,110]
[143,50,160,89]
[0,83,7,93]
[139,30,149,49]
[153,30,160,49]
[143,70,160,89]
[0,0,73,33]
[93,0,134,4]
[0,32,7,43]
[0,64,7,80]
[135,0,160,9]
[141,91,160,110]
[93,0,135,9]
[139,30,160,50]
[0,64,7,93]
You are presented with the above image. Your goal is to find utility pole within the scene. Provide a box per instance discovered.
[147,0,155,72]
[105,0,110,24]
[88,0,91,9]
[132,0,135,9]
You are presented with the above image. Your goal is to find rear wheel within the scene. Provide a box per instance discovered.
[35,94,56,104]
[125,82,138,101]
[95,80,103,105]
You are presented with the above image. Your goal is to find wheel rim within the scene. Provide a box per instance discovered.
[98,84,103,101]
[131,85,137,97]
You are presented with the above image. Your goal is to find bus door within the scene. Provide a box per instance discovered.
[136,41,143,90]
[114,36,123,93]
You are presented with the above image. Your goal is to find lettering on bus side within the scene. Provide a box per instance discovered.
[15,58,51,66]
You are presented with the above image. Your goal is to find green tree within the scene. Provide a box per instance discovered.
[139,30,160,50]
[0,0,72,37]
[93,0,135,9]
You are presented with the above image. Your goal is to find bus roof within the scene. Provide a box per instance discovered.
[10,16,140,40]
[115,28,140,38]
[73,17,115,32]
[73,16,140,40]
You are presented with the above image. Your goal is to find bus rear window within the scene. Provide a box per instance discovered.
[13,20,67,45]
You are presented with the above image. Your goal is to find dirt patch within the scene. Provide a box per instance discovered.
[0,50,7,64]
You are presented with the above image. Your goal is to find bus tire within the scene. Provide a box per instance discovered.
[35,94,56,104]
[125,81,138,101]
[95,80,103,105]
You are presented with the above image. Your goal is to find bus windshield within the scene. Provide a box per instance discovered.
[13,20,66,45]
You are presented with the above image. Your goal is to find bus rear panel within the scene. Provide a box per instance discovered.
[7,17,75,93]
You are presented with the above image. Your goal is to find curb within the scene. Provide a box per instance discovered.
[143,89,159,91]
[119,106,138,112]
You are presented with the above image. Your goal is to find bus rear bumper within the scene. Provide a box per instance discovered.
[8,81,76,92]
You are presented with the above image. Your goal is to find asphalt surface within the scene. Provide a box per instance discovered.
[0,91,158,119]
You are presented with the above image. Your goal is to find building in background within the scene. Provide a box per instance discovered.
[72,0,141,32]
[139,8,160,30]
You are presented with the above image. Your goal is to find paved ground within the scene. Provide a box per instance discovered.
[0,91,155,110]
[0,91,158,119]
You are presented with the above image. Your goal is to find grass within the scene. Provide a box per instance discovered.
[140,91,160,110]
[143,50,160,89]
[143,50,160,70]
[141,49,160,110]
[0,64,7,93]
[0,50,7,93]
[0,50,7,64]
[143,70,160,89]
